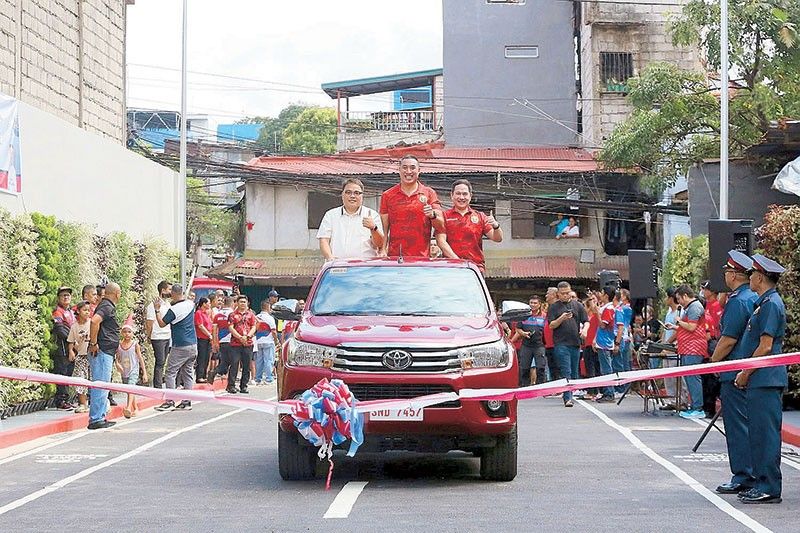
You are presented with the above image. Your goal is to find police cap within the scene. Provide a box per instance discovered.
[722,250,753,273]
[750,254,785,277]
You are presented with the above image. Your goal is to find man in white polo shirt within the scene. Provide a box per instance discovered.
[317,178,385,260]
[145,280,172,388]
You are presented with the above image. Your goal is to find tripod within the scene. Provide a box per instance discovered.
[692,410,725,452]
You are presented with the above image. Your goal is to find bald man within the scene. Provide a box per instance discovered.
[87,282,121,429]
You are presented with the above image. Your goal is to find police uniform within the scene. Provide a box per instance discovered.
[715,251,758,494]
[739,254,787,504]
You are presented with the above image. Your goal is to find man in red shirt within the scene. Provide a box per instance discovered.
[379,154,445,257]
[436,179,503,272]
[227,295,257,394]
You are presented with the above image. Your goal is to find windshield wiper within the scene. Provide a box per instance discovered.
[315,311,368,316]
[379,312,441,317]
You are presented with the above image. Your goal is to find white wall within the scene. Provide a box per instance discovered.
[0,99,178,246]
[245,183,380,254]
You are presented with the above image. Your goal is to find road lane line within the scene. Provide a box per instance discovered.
[0,408,245,517]
[323,481,368,519]
[577,400,771,533]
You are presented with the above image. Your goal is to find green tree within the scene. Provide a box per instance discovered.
[600,0,800,193]
[282,107,337,154]
[252,104,308,151]
[186,177,240,262]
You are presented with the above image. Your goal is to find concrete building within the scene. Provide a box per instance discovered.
[578,0,700,147]
[442,0,578,147]
[0,0,133,143]
[0,1,179,246]
[322,69,444,152]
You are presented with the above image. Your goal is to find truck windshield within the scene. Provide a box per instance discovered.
[311,266,490,317]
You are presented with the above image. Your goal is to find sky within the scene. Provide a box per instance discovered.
[126,0,443,127]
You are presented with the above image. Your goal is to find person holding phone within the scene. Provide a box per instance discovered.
[547,281,589,407]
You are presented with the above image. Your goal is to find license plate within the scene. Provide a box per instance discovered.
[367,407,424,421]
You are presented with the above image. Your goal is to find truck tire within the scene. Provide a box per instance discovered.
[480,426,518,481]
[278,426,317,480]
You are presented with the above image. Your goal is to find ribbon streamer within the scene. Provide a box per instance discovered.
[0,352,798,415]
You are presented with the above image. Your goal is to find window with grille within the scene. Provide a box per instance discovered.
[511,200,588,239]
[600,52,634,93]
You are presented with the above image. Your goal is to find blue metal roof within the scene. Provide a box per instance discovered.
[321,68,443,98]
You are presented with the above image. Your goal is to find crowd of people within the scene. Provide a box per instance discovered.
[502,249,789,504]
[50,280,291,429]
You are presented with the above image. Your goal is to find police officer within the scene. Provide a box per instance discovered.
[734,254,787,504]
[710,251,758,495]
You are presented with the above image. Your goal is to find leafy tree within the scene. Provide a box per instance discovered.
[186,177,240,263]
[600,0,800,193]
[253,104,308,151]
[282,107,337,154]
[662,234,709,291]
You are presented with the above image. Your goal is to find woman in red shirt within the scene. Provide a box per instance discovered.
[194,297,213,383]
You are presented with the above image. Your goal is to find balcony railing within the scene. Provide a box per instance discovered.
[341,110,437,132]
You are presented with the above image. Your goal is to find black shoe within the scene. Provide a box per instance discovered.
[239,388,249,394]
[108,397,118,407]
[56,402,74,411]
[740,492,782,504]
[659,403,676,411]
[716,482,752,495]
[596,395,615,403]
[564,399,573,407]
[226,387,238,394]
[155,400,175,411]
[738,488,759,499]
[87,420,116,430]
[174,400,192,411]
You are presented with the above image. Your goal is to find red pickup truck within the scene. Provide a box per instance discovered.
[273,258,522,481]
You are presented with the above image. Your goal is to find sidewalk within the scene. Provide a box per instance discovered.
[0,378,228,450]
[783,409,800,447]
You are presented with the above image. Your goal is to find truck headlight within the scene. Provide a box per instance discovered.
[286,338,337,368]
[458,340,509,369]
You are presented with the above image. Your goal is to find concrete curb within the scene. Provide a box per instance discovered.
[0,378,228,450]
[782,422,800,448]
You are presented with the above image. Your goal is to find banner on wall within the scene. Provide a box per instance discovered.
[0,93,22,195]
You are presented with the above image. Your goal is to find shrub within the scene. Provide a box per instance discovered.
[756,205,800,394]
[662,234,709,291]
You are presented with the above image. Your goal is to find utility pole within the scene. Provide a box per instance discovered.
[178,0,188,288]
[719,0,729,220]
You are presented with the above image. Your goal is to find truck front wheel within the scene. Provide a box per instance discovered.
[278,426,317,480]
[480,426,518,481]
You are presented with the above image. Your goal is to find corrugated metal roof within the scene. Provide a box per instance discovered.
[248,143,598,176]
[485,255,629,280]
[208,254,628,283]
[321,69,443,98]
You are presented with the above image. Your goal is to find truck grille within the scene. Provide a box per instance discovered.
[332,346,461,373]
[348,384,461,408]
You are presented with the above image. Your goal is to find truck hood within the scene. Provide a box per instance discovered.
[296,315,501,348]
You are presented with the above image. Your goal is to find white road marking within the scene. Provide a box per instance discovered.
[34,454,108,464]
[323,481,369,519]
[0,409,169,466]
[578,400,772,533]
[0,408,245,517]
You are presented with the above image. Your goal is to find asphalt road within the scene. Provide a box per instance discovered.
[0,385,798,533]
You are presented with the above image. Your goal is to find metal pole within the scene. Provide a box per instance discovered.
[179,0,188,288]
[719,0,729,220]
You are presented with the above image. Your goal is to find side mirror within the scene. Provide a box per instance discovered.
[271,299,301,321]
[499,300,532,323]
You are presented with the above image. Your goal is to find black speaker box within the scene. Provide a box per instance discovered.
[598,270,621,290]
[708,219,753,293]
[628,249,658,299]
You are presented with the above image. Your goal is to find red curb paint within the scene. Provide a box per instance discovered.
[0,379,229,450]
[782,422,800,448]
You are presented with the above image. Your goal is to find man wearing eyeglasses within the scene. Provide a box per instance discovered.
[317,178,385,260]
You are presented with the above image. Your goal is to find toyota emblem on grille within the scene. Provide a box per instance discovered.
[381,350,413,371]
